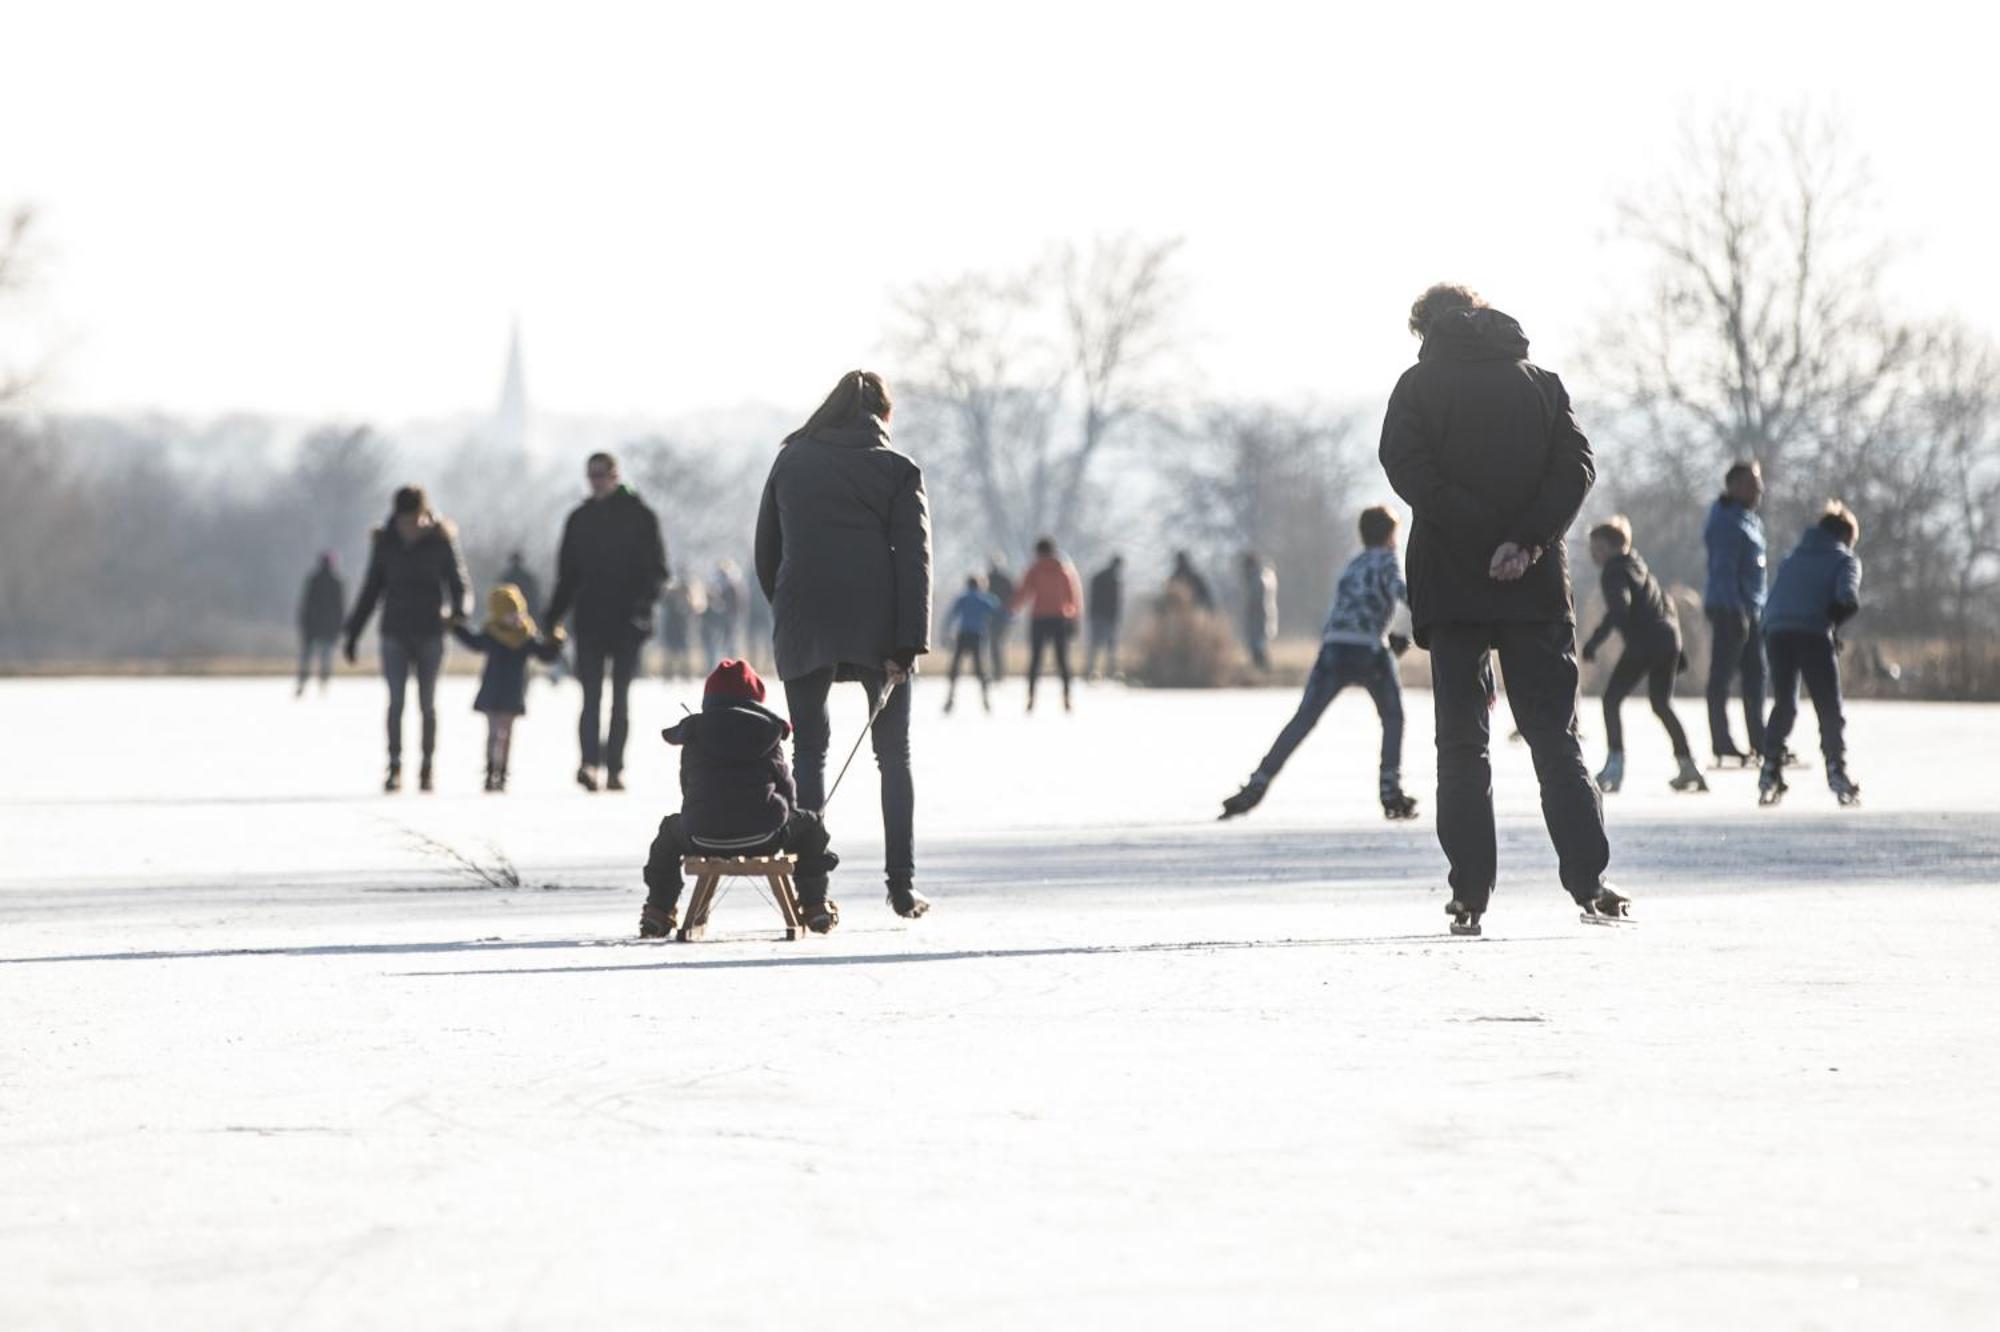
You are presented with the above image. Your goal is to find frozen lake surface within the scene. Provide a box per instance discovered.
[4,674,1997,1329]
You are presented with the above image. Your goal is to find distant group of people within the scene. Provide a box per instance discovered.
[294,281,1871,943]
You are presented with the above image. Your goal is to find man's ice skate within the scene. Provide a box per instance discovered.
[1445,899,1482,937]
[1711,747,1755,770]
[638,902,678,939]
[1595,751,1624,793]
[576,765,600,793]
[1219,772,1270,820]
[1381,791,1419,821]
[1579,885,1633,926]
[1669,754,1709,793]
[1758,758,1788,807]
[888,880,931,919]
[1827,763,1862,807]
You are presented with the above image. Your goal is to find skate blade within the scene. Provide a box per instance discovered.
[1579,912,1635,928]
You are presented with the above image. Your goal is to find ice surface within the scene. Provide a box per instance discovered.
[3,674,1997,1329]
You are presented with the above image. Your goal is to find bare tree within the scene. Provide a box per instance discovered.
[1594,108,1905,508]
[1916,323,2000,674]
[1,205,39,406]
[891,235,1184,557]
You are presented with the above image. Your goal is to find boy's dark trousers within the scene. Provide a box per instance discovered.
[1762,630,1844,765]
[1602,644,1692,757]
[1256,641,1404,799]
[643,810,836,913]
[1706,607,1767,756]
[1428,621,1609,914]
[945,630,989,709]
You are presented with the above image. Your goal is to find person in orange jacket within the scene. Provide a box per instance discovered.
[1009,537,1084,712]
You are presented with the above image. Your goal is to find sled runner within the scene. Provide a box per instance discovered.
[678,854,805,942]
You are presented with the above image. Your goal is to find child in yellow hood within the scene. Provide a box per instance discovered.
[453,584,564,791]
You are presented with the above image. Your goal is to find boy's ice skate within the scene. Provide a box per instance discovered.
[1669,754,1709,793]
[1595,751,1624,793]
[1711,747,1756,770]
[1381,790,1419,821]
[1219,772,1270,820]
[1826,763,1862,807]
[1758,757,1788,806]
[1579,885,1633,926]
[1445,898,1482,937]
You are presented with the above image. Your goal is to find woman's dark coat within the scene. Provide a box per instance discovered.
[754,418,933,682]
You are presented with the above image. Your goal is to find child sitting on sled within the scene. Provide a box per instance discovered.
[451,584,564,792]
[639,659,839,937]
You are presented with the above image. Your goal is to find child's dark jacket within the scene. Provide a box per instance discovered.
[663,698,798,849]
[452,626,561,715]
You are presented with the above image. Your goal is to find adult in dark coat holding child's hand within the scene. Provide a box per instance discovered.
[755,370,934,920]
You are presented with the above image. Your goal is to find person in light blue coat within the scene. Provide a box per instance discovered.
[1758,502,1864,807]
[1703,460,1769,763]
[941,575,1003,714]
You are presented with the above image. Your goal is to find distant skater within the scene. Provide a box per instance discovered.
[452,584,563,792]
[1167,550,1214,611]
[1704,461,1769,765]
[660,578,706,679]
[756,370,934,920]
[544,452,670,793]
[1220,506,1418,822]
[985,556,1017,683]
[1757,502,1864,808]
[941,575,1002,714]
[1010,537,1084,713]
[1239,550,1278,671]
[342,485,471,793]
[1580,516,1706,795]
[296,552,345,696]
[640,659,840,938]
[1378,283,1622,935]
[1085,554,1124,679]
[497,550,542,624]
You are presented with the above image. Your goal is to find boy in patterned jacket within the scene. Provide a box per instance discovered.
[1220,506,1419,821]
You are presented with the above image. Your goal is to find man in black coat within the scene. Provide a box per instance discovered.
[544,452,670,792]
[1378,284,1622,935]
[296,552,345,696]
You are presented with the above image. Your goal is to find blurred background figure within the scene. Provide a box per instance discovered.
[1167,550,1214,611]
[1085,554,1124,680]
[295,552,345,697]
[660,576,707,679]
[340,485,471,793]
[1704,460,1769,766]
[545,451,670,793]
[984,554,1017,683]
[745,586,774,674]
[703,558,744,665]
[1239,549,1278,671]
[942,573,1002,714]
[1010,537,1083,713]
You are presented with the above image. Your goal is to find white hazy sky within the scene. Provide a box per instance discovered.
[4,0,1996,423]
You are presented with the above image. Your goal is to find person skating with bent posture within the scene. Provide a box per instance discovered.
[1378,283,1624,936]
[1220,505,1418,822]
[1580,516,1705,795]
[755,370,934,920]
[544,452,670,793]
[1757,502,1865,808]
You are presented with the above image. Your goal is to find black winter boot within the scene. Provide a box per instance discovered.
[887,879,930,919]
[383,762,402,794]
[639,901,678,939]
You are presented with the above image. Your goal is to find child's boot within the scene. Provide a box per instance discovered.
[1595,751,1624,793]
[1669,753,1709,793]
[638,900,679,939]
[796,876,840,934]
[1827,761,1861,807]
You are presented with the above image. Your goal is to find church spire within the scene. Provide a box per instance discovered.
[492,319,529,453]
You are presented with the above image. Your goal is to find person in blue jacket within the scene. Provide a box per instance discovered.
[1703,461,1769,764]
[941,575,1003,714]
[1758,502,1864,807]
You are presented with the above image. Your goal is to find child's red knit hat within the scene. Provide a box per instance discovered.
[703,659,766,704]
